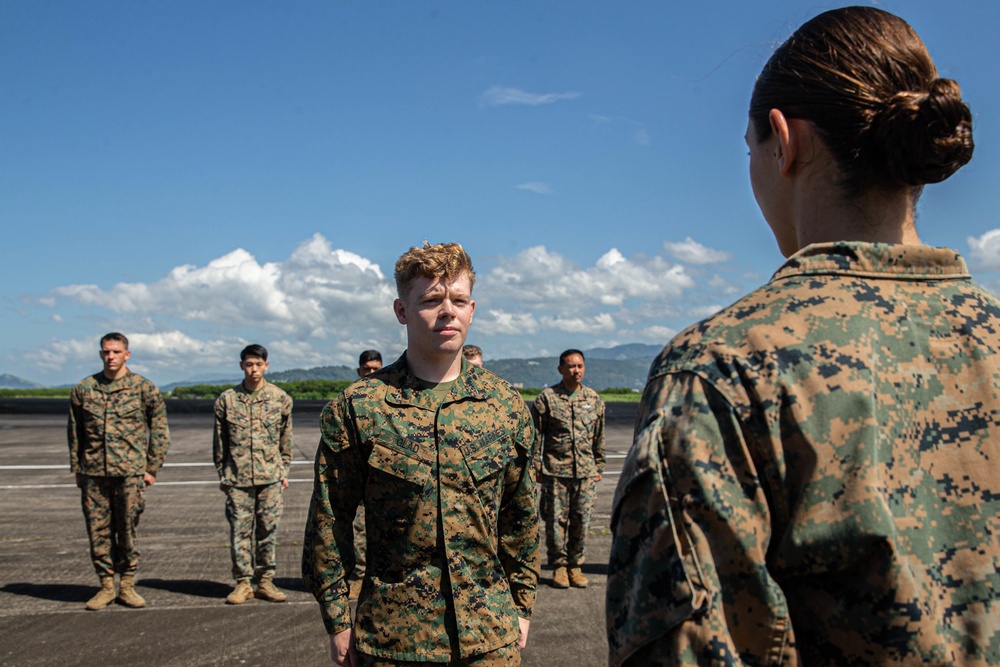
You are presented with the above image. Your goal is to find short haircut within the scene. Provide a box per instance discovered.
[559,349,585,366]
[240,344,268,362]
[462,345,482,359]
[100,332,129,349]
[359,349,382,366]
[394,241,475,298]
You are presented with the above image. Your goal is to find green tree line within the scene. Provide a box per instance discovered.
[2,383,640,402]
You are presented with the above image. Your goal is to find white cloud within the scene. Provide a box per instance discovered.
[540,312,616,334]
[476,310,540,336]
[24,234,752,385]
[479,86,581,107]
[663,237,732,265]
[967,229,1000,272]
[688,304,724,319]
[515,182,553,195]
[51,234,397,341]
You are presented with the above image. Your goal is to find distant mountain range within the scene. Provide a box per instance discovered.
[163,343,664,391]
[6,343,666,393]
[0,374,42,389]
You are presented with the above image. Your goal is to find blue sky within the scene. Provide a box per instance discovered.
[4,0,1000,386]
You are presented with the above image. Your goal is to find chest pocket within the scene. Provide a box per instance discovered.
[114,396,143,422]
[462,431,510,484]
[366,442,431,527]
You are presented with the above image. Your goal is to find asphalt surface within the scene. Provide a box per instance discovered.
[0,401,638,667]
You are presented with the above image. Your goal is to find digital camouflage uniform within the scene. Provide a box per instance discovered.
[607,243,1000,666]
[532,383,605,567]
[302,354,540,663]
[214,381,293,581]
[68,370,170,577]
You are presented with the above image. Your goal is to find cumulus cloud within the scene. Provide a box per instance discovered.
[515,182,553,195]
[51,234,397,341]
[27,234,750,384]
[967,229,1000,272]
[480,245,694,314]
[479,86,581,107]
[663,237,732,265]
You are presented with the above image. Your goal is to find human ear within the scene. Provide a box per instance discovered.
[768,109,795,176]
[393,298,407,325]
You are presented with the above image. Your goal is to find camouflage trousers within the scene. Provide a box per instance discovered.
[349,501,367,584]
[225,482,284,581]
[540,474,597,567]
[80,475,146,577]
[357,641,520,666]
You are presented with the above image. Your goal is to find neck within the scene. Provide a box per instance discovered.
[102,367,128,381]
[243,378,265,392]
[795,187,921,250]
[563,379,582,393]
[406,350,463,384]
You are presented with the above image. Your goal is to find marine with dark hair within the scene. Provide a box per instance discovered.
[608,7,998,666]
[304,242,539,666]
[214,344,293,605]
[68,332,171,610]
[346,349,385,600]
[532,349,605,589]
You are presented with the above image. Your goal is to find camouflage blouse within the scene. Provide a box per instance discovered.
[608,243,1000,666]
[302,355,539,661]
[532,382,605,478]
[213,381,293,487]
[68,369,170,477]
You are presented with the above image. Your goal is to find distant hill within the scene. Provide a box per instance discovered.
[0,374,42,389]
[160,344,662,393]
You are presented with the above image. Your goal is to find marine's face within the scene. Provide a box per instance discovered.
[558,353,586,387]
[99,341,130,377]
[466,354,483,368]
[394,273,475,360]
[357,359,382,377]
[240,357,268,384]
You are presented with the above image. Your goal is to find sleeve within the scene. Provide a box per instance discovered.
[593,395,606,475]
[302,396,366,636]
[498,399,541,619]
[67,385,84,473]
[279,393,293,477]
[606,371,791,667]
[213,395,227,479]
[144,383,171,476]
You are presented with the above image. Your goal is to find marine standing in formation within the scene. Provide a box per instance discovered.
[68,332,171,610]
[607,7,1000,666]
[303,242,540,666]
[213,344,293,605]
[532,349,605,589]
[346,349,384,600]
[462,344,484,368]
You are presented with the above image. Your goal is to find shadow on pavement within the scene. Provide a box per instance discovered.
[139,578,231,598]
[1,582,92,603]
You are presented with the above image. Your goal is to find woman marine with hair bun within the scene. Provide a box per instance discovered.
[608,7,999,666]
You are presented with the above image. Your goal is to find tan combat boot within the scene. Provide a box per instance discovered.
[255,576,287,603]
[551,566,570,589]
[118,574,146,608]
[85,576,117,611]
[568,567,589,588]
[226,579,254,605]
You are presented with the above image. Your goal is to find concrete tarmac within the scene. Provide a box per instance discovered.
[0,401,638,667]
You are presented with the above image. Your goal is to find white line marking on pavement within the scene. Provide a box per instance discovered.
[0,460,314,471]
